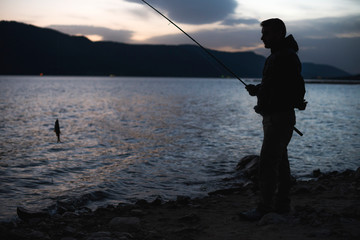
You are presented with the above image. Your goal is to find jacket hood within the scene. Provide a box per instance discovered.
[285,34,299,52]
[272,34,299,53]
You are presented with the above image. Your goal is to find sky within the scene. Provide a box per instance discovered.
[1,0,360,74]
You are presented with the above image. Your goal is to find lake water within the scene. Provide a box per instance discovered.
[0,76,359,221]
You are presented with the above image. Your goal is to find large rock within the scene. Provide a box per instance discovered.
[236,155,259,181]
[236,155,296,186]
[17,207,49,221]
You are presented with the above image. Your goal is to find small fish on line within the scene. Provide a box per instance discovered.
[54,119,61,143]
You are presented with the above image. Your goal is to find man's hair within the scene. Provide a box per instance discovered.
[260,18,286,38]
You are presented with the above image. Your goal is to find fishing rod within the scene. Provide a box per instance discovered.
[140,0,303,137]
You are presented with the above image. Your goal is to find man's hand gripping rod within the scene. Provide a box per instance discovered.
[140,0,303,136]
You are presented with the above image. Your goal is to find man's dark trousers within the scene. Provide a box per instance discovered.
[258,110,295,212]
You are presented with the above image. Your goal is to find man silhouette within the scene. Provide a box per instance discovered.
[241,18,306,221]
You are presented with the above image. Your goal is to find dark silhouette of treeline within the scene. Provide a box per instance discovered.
[0,21,351,78]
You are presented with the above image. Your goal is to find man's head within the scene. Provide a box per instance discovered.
[260,18,286,49]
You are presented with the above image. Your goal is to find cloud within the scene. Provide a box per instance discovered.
[145,26,262,52]
[126,0,238,24]
[48,25,134,43]
[221,17,259,26]
[287,15,360,39]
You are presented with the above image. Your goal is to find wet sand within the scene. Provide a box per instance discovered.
[1,168,359,240]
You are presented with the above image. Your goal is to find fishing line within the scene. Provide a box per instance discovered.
[140,0,303,136]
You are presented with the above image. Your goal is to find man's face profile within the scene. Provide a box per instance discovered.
[261,26,282,49]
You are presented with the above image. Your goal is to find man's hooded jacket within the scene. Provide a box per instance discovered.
[254,34,305,115]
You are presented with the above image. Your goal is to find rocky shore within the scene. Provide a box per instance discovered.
[1,165,359,240]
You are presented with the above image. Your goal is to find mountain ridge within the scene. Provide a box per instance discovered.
[0,21,351,79]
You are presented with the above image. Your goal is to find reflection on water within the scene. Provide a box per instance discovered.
[0,76,359,220]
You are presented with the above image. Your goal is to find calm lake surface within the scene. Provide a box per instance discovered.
[0,76,359,220]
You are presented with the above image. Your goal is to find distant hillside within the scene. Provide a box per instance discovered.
[301,63,351,79]
[0,21,350,79]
